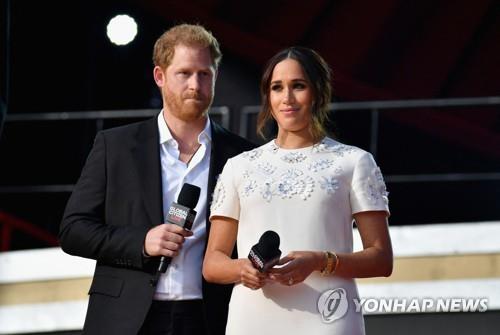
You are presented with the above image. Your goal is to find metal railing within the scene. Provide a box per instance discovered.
[241,96,500,153]
[1,96,499,195]
[0,96,499,250]
[5,106,231,131]
[1,107,231,194]
[239,96,500,183]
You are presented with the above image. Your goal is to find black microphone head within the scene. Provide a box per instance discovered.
[177,183,201,209]
[257,230,281,259]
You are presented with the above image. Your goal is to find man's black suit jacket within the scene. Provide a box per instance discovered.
[59,117,255,334]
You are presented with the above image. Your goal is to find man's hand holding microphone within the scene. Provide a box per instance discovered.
[145,183,200,286]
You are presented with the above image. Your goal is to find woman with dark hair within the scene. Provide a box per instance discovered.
[203,47,393,334]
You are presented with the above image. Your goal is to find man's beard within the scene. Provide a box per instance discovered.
[165,91,213,122]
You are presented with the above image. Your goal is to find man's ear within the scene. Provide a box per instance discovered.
[153,66,165,87]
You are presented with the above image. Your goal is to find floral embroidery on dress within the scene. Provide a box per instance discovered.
[282,168,303,179]
[257,162,277,175]
[281,152,307,164]
[211,178,226,211]
[312,139,357,157]
[259,169,315,201]
[374,167,384,184]
[308,158,334,172]
[331,144,357,157]
[276,178,296,199]
[241,179,257,197]
[260,177,274,202]
[243,170,251,179]
[312,139,335,153]
[242,148,263,161]
[300,176,315,200]
[320,176,340,195]
[364,167,389,205]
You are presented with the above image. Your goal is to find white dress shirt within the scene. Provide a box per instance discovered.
[154,112,211,300]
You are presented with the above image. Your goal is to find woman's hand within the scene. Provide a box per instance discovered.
[239,259,269,290]
[204,217,271,288]
[268,251,324,286]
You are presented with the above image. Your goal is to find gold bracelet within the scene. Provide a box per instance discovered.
[331,252,339,275]
[321,251,338,276]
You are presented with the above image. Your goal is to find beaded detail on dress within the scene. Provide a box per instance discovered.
[211,177,226,210]
[211,137,389,210]
[365,166,389,205]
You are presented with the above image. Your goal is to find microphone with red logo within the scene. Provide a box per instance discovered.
[248,230,282,272]
[156,183,201,275]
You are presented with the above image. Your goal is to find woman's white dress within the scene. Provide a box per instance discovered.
[210,137,389,334]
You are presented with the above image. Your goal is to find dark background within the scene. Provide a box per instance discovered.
[1,0,499,251]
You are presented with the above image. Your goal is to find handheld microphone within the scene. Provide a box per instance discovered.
[248,230,282,272]
[157,183,201,274]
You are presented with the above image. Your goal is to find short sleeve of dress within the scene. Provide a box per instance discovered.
[210,158,240,221]
[350,151,390,216]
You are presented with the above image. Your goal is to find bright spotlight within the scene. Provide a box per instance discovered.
[106,14,138,46]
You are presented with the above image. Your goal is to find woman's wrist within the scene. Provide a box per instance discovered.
[314,251,328,272]
[234,258,252,283]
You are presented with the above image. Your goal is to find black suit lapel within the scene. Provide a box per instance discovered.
[131,118,164,227]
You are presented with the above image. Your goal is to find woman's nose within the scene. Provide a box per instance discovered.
[282,88,295,104]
